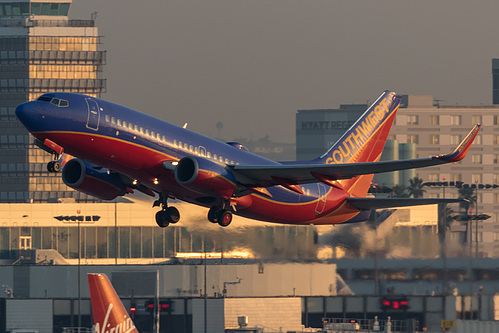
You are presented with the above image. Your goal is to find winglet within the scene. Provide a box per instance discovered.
[437,124,481,162]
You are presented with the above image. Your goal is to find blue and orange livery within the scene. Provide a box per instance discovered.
[15,90,479,227]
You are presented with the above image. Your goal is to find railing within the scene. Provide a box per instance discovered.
[0,18,94,28]
[321,317,419,333]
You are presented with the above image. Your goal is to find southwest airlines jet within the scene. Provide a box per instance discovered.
[15,90,480,227]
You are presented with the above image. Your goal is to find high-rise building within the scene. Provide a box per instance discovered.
[493,58,499,104]
[0,0,105,202]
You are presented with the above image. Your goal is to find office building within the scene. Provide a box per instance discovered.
[0,0,106,202]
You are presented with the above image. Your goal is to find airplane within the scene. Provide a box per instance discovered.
[88,273,139,333]
[15,90,480,228]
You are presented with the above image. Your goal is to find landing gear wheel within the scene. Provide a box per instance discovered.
[165,207,180,224]
[208,207,221,223]
[47,160,61,173]
[217,210,232,227]
[155,211,170,228]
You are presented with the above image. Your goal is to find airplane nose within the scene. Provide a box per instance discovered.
[15,101,40,132]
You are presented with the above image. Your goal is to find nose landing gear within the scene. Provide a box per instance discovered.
[47,160,61,173]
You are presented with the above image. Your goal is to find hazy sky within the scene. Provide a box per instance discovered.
[70,0,499,143]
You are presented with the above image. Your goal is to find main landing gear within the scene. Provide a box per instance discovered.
[154,194,180,228]
[208,205,233,227]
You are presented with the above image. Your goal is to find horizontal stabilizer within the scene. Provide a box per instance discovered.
[347,197,463,210]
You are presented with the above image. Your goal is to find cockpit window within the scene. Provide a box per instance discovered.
[37,95,69,107]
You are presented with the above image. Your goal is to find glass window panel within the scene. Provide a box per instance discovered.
[41,3,50,15]
[97,227,107,258]
[120,227,130,258]
[85,227,96,259]
[59,4,69,15]
[31,3,41,15]
[32,227,41,249]
[11,4,21,16]
[0,228,9,259]
[141,227,152,258]
[0,6,4,16]
[4,4,12,16]
[49,3,58,15]
[154,229,163,258]
[130,227,141,258]
[68,227,79,259]
[57,227,69,258]
[108,227,116,259]
[20,3,29,15]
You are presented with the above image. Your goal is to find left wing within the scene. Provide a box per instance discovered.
[346,197,463,210]
[229,124,480,187]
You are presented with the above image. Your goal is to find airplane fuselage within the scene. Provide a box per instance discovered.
[16,93,366,225]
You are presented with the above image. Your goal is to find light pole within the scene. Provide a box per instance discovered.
[475,179,479,257]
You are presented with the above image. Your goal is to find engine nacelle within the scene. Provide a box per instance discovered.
[175,156,236,198]
[62,158,127,201]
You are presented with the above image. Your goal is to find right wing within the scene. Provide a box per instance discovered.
[229,124,481,188]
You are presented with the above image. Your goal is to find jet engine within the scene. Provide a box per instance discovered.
[175,156,236,198]
[62,158,127,200]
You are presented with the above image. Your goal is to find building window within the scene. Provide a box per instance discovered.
[475,135,482,145]
[450,135,461,145]
[471,154,482,164]
[472,115,482,124]
[450,173,462,182]
[407,135,419,144]
[407,115,418,125]
[430,115,439,126]
[471,174,482,183]
[428,174,439,182]
[450,115,461,125]
[430,135,439,144]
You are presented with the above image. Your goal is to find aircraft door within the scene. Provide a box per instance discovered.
[314,183,327,214]
[86,98,100,130]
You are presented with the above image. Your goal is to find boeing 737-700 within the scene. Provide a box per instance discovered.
[15,90,480,227]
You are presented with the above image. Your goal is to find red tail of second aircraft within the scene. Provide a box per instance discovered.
[88,273,139,333]
[314,90,402,197]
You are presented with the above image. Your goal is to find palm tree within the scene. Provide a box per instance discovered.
[390,184,409,198]
[458,187,476,213]
[407,177,426,198]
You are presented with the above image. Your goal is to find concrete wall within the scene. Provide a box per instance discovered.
[0,262,337,299]
[224,298,302,332]
[6,299,53,333]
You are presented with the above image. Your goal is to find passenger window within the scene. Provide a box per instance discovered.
[220,156,223,162]
[111,117,116,124]
[151,131,155,138]
[214,154,217,160]
[123,121,127,128]
[179,141,182,148]
[105,115,110,122]
[158,134,162,140]
[128,123,133,130]
[117,119,121,126]
[174,140,177,147]
[189,145,193,152]
[140,127,144,134]
[134,125,138,131]
[184,143,188,150]
[207,152,211,158]
[145,129,149,136]
[225,158,229,164]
